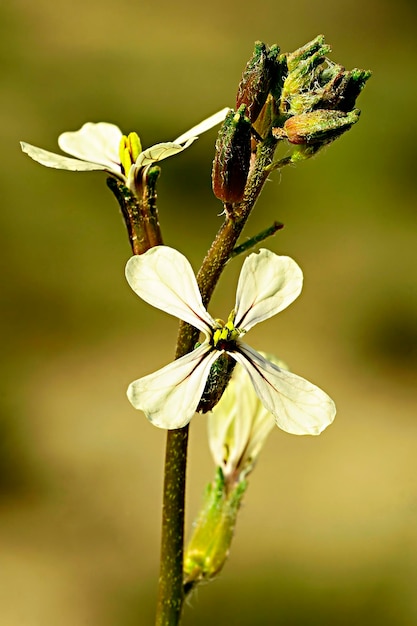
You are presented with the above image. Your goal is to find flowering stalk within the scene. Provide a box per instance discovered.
[155,36,369,625]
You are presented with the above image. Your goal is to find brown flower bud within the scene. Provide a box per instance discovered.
[236,42,280,124]
[212,106,251,204]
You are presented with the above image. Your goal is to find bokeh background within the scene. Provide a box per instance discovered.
[1,0,416,624]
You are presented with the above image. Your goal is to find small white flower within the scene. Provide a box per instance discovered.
[125,245,336,434]
[208,354,288,483]
[20,108,230,192]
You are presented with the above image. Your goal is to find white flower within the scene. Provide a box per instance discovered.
[125,245,336,434]
[20,108,230,192]
[208,354,288,483]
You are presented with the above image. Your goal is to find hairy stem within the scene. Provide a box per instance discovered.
[155,427,189,626]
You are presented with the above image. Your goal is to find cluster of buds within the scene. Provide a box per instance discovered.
[278,35,371,160]
[212,35,371,204]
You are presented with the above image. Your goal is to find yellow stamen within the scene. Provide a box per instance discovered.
[212,310,242,347]
[128,132,142,162]
[118,132,142,175]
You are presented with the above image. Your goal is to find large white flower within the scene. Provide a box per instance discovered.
[20,108,229,192]
[125,245,336,434]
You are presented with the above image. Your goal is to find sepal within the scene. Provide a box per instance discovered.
[183,468,247,593]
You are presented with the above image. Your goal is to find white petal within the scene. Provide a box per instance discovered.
[135,138,197,168]
[208,362,275,478]
[207,384,240,470]
[231,343,336,435]
[127,344,219,429]
[222,377,258,471]
[173,107,231,144]
[20,142,111,172]
[240,396,275,467]
[234,249,303,331]
[125,246,215,335]
[58,122,123,173]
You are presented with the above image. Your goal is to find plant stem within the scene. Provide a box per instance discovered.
[155,427,189,626]
[155,135,278,626]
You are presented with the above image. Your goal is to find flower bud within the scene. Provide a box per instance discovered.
[286,34,329,72]
[283,108,360,146]
[236,42,280,124]
[183,468,247,592]
[319,67,372,112]
[280,35,371,118]
[282,36,331,115]
[212,106,251,204]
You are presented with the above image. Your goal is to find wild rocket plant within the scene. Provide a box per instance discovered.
[21,35,370,626]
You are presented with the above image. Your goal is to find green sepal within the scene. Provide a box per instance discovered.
[282,36,331,115]
[286,34,328,72]
[197,352,236,413]
[106,177,148,252]
[183,467,247,594]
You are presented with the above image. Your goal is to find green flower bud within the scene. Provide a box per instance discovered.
[282,36,331,115]
[236,42,280,124]
[183,468,247,592]
[212,106,252,204]
[286,34,329,72]
[283,108,360,145]
[280,35,371,118]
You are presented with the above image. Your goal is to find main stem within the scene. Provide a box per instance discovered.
[155,137,278,626]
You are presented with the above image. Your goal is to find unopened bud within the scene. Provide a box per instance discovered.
[286,34,328,72]
[236,42,280,124]
[184,468,247,592]
[319,67,372,112]
[283,108,360,145]
[280,35,371,119]
[212,106,251,204]
[282,36,331,114]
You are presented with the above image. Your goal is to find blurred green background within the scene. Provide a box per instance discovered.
[1,0,417,624]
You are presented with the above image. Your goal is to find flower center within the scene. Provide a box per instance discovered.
[212,310,244,351]
[119,132,142,175]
